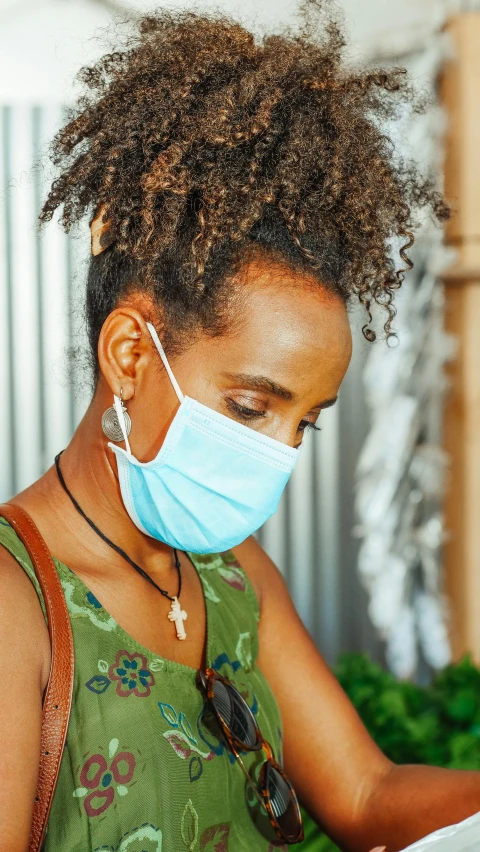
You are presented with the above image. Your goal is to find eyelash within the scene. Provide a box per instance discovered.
[299,420,322,433]
[225,399,322,433]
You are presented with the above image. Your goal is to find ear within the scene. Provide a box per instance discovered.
[97,307,159,400]
[91,203,115,256]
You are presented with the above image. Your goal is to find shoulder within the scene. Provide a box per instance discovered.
[0,535,51,694]
[231,536,311,670]
[0,543,50,849]
[231,535,289,615]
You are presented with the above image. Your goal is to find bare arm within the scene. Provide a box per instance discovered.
[233,536,480,852]
[0,549,50,852]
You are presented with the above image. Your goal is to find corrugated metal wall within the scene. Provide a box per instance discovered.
[0,104,382,666]
[0,105,90,492]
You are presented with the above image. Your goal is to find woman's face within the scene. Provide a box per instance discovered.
[99,256,353,459]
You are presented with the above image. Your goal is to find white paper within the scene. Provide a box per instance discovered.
[401,810,480,851]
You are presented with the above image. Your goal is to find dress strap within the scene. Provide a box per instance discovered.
[0,505,74,852]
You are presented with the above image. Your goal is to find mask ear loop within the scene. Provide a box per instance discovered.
[146,321,185,404]
[113,393,132,455]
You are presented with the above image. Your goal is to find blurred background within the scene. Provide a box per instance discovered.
[0,0,478,679]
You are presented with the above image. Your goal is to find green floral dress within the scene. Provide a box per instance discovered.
[0,517,294,852]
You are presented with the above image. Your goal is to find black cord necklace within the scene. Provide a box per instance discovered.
[54,451,188,640]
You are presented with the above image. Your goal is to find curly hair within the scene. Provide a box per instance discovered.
[39,2,448,377]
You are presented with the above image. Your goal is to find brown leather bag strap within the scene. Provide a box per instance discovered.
[0,503,74,852]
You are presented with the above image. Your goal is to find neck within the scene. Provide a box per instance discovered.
[27,393,176,579]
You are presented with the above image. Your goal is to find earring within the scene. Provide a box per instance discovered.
[101,388,132,442]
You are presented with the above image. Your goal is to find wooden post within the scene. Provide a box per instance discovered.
[442,13,480,659]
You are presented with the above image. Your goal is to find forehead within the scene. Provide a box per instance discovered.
[210,255,353,398]
[233,256,351,351]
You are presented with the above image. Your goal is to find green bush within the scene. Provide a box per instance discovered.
[297,653,480,851]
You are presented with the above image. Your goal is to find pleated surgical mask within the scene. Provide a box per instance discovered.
[108,322,299,554]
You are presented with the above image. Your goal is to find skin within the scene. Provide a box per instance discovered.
[0,255,479,852]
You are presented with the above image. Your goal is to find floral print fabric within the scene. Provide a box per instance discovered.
[0,520,285,852]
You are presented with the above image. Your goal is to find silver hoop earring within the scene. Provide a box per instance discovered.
[101,389,132,442]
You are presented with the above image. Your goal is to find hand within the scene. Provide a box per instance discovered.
[369,847,386,851]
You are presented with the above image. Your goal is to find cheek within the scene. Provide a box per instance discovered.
[128,377,181,461]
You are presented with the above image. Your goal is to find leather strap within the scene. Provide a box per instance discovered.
[0,503,74,852]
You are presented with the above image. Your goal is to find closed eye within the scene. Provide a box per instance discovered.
[299,420,321,433]
[227,398,322,436]
[225,399,266,421]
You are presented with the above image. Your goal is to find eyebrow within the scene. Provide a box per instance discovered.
[223,372,294,400]
[318,396,338,410]
[223,372,338,409]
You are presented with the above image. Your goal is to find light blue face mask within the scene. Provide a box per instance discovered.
[108,322,299,554]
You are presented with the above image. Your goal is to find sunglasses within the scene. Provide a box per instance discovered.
[197,667,304,845]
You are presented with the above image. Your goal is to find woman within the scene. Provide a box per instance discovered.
[1,5,479,852]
